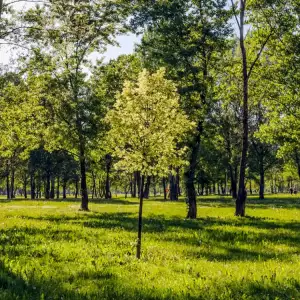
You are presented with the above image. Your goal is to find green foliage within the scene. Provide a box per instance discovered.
[107,68,194,177]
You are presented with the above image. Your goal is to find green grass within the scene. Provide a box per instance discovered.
[0,195,299,299]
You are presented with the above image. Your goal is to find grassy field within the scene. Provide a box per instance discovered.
[0,195,299,300]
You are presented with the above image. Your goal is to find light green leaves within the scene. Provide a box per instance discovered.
[106,68,195,177]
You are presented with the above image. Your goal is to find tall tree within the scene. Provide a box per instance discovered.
[22,0,129,210]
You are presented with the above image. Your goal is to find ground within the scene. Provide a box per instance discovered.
[0,195,299,300]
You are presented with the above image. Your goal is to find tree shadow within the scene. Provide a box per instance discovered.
[19,212,300,263]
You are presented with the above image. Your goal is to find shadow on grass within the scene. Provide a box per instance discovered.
[18,212,300,262]
[0,258,299,300]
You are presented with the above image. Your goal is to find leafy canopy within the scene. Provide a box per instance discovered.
[106,68,194,177]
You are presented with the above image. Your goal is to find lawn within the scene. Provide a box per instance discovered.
[0,195,299,299]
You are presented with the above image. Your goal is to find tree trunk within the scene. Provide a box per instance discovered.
[6,169,10,200]
[105,154,112,199]
[143,176,151,199]
[79,142,88,210]
[50,176,55,199]
[23,175,27,199]
[10,169,15,199]
[259,167,265,200]
[236,0,248,217]
[162,178,167,200]
[56,176,60,199]
[30,173,35,200]
[136,175,145,259]
[63,182,67,199]
[75,178,79,199]
[45,173,51,200]
[185,121,203,219]
[169,174,178,201]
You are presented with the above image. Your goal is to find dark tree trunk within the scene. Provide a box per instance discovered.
[30,173,35,200]
[23,175,27,199]
[143,176,151,199]
[75,178,79,199]
[105,154,112,199]
[63,182,67,199]
[236,2,248,217]
[45,173,51,200]
[176,168,181,196]
[169,174,178,201]
[10,169,15,199]
[50,176,55,199]
[56,176,60,199]
[79,142,88,210]
[6,169,10,200]
[259,166,265,200]
[162,177,167,200]
[136,175,145,259]
[185,121,203,219]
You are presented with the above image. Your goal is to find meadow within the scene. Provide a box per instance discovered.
[0,195,299,300]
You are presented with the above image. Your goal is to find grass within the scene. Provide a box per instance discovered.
[0,194,299,299]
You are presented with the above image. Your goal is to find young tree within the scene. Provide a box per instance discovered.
[106,68,193,259]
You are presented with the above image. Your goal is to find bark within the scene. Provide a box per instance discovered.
[30,173,35,200]
[236,1,248,217]
[136,175,145,259]
[259,166,265,200]
[56,176,60,199]
[105,154,112,199]
[63,182,67,199]
[79,142,88,210]
[50,176,55,199]
[75,178,79,199]
[162,177,167,200]
[169,174,178,201]
[185,121,203,219]
[6,170,10,200]
[45,173,51,200]
[229,165,237,199]
[23,175,27,199]
[143,176,151,199]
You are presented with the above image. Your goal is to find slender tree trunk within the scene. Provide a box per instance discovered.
[162,178,167,200]
[236,0,248,217]
[79,142,88,210]
[143,176,151,199]
[30,173,35,200]
[50,176,55,199]
[75,178,79,199]
[56,176,60,199]
[169,174,178,201]
[185,121,203,219]
[259,166,265,200]
[229,165,237,199]
[23,175,27,199]
[136,175,145,259]
[6,168,10,200]
[105,154,112,199]
[45,173,51,200]
[63,182,67,199]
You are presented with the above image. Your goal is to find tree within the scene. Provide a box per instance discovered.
[106,68,193,258]
[21,0,129,210]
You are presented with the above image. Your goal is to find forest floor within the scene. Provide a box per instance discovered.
[0,195,299,300]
